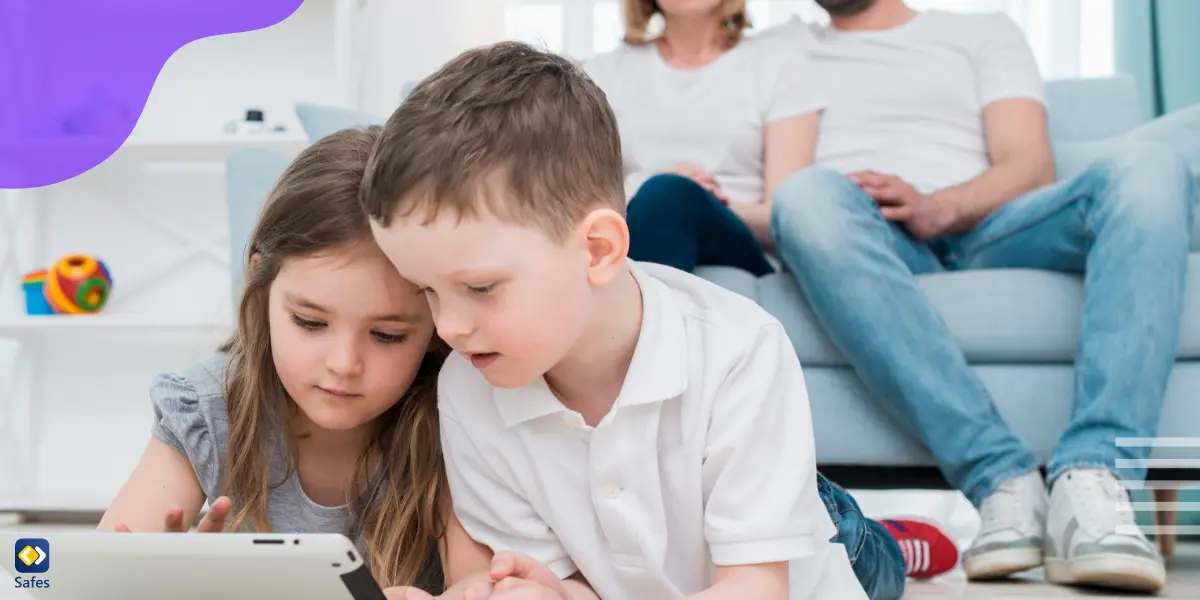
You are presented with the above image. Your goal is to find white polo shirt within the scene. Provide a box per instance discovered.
[438,261,865,599]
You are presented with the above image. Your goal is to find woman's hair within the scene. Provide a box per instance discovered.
[221,126,450,589]
[622,0,750,48]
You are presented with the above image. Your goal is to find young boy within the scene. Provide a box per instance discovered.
[362,41,871,600]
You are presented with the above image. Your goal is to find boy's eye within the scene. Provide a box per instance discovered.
[291,315,325,330]
[372,331,408,344]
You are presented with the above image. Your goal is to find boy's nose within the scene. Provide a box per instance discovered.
[434,305,475,342]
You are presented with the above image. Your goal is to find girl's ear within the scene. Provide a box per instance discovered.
[249,252,262,270]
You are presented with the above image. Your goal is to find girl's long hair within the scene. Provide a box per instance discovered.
[221,126,450,589]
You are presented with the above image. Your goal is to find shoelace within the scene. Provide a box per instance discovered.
[980,484,1024,532]
[1067,470,1137,537]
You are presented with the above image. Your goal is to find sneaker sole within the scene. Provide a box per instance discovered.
[1045,554,1166,592]
[964,547,1043,580]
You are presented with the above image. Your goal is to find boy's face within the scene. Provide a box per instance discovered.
[372,206,596,389]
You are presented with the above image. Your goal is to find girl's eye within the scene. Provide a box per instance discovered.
[372,331,408,344]
[469,284,494,295]
[417,287,435,296]
[291,315,325,330]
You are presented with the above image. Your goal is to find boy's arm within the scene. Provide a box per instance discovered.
[690,322,837,600]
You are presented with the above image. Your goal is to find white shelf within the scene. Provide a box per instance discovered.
[0,315,233,340]
[116,135,312,162]
[1,135,310,164]
[0,494,117,515]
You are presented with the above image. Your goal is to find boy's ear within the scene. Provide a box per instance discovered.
[577,208,629,287]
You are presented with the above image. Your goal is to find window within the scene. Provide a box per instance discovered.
[505,0,1113,78]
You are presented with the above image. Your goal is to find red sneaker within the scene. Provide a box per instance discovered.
[880,518,960,579]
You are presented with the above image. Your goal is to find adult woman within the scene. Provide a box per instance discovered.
[585,0,819,274]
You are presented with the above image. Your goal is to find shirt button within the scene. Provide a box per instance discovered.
[604,483,621,499]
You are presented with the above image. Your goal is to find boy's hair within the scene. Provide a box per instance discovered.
[223,126,450,591]
[360,41,625,242]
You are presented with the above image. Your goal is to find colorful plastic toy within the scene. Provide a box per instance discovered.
[22,271,54,315]
[23,255,113,315]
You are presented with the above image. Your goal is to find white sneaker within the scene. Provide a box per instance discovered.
[1044,468,1165,593]
[963,470,1048,580]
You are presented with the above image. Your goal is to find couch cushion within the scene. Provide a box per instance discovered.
[703,255,1200,365]
[808,361,1200,466]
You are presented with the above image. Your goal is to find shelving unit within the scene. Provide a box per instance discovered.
[0,0,367,517]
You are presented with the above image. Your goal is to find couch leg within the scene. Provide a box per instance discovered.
[1154,488,1178,561]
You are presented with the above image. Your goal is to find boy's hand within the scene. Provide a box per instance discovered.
[489,552,565,592]
[490,578,566,599]
[383,587,434,600]
[113,496,231,533]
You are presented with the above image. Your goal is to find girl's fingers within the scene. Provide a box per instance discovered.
[197,496,232,533]
[163,506,187,533]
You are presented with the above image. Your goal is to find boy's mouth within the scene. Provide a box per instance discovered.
[467,352,500,369]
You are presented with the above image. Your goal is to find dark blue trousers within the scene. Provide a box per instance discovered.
[626,174,775,276]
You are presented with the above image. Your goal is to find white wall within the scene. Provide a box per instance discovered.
[358,0,509,116]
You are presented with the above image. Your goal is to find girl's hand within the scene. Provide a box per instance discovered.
[113,496,232,533]
[669,163,729,204]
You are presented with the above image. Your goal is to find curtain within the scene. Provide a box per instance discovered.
[1115,0,1200,119]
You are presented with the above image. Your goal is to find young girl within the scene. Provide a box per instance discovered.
[99,127,489,596]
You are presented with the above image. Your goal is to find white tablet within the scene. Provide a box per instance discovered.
[5,532,389,600]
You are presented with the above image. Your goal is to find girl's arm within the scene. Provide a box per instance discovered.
[438,506,496,592]
[97,436,207,532]
[729,111,820,247]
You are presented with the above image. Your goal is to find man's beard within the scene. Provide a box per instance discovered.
[814,0,878,17]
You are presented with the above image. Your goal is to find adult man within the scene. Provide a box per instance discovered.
[766,0,1195,593]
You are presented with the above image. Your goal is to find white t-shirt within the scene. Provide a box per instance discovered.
[439,261,865,600]
[766,11,1045,194]
[584,34,826,205]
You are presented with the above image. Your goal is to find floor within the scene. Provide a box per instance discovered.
[4,514,1197,598]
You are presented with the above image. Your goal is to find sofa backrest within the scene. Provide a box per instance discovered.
[224,149,292,312]
[1044,75,1144,142]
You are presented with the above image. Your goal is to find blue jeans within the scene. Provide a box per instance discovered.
[626,174,774,276]
[771,143,1195,505]
[819,473,907,600]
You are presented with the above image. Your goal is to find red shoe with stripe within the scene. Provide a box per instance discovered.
[881,518,960,579]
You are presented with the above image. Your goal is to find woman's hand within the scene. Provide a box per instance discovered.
[670,163,729,204]
[113,496,232,533]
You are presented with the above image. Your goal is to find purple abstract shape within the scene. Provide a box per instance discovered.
[0,0,304,189]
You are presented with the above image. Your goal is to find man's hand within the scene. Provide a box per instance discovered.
[670,163,729,204]
[849,170,958,240]
[113,496,232,533]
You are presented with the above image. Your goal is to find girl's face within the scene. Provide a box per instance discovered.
[267,243,435,433]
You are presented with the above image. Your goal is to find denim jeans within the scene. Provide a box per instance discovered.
[819,473,907,600]
[626,173,775,276]
[771,143,1195,506]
